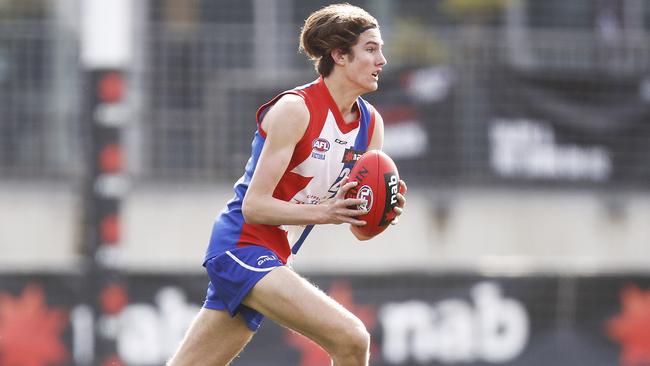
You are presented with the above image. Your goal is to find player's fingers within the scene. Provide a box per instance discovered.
[349,219,367,226]
[399,179,407,194]
[396,193,406,207]
[337,180,357,197]
[393,206,403,215]
[390,216,399,225]
[343,208,368,217]
[342,198,367,208]
[338,177,349,190]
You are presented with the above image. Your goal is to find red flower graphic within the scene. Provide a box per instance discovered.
[0,284,69,366]
[286,281,377,366]
[607,285,650,366]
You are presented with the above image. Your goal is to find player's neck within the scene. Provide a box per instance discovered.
[323,75,360,123]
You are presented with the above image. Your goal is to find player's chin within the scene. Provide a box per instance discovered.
[358,78,378,92]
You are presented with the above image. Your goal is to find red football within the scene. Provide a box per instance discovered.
[345,150,401,237]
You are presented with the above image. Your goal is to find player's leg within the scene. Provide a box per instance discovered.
[243,266,370,366]
[166,307,254,366]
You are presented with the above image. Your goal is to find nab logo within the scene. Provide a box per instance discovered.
[312,138,330,152]
[356,185,373,211]
[379,173,399,226]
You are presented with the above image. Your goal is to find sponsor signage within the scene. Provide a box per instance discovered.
[379,173,400,226]
[486,68,650,186]
[1,273,649,365]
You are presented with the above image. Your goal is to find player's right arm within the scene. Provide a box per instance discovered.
[241,94,367,226]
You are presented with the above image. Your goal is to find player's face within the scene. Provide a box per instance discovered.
[345,28,387,92]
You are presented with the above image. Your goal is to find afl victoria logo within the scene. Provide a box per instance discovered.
[312,138,330,152]
[356,185,373,211]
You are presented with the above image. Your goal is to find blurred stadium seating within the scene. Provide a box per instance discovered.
[1,0,648,185]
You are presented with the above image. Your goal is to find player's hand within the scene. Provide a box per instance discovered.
[321,178,368,226]
[391,179,407,225]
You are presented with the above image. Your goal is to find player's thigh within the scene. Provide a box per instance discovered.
[168,307,254,366]
[242,266,366,350]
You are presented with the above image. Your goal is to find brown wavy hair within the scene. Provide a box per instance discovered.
[299,3,379,77]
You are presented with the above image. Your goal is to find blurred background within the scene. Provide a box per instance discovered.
[1,0,649,365]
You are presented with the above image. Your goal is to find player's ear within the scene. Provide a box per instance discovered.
[331,48,346,65]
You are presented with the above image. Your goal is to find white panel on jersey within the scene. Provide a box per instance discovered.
[290,110,360,205]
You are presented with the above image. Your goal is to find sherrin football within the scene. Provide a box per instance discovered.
[345,150,401,238]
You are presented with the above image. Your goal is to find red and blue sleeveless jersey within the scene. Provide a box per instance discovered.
[204,77,376,264]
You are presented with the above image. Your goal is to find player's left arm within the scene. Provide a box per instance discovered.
[367,110,407,226]
[350,110,407,240]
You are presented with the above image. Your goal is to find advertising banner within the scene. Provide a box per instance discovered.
[368,66,458,184]
[486,68,650,187]
[1,273,649,365]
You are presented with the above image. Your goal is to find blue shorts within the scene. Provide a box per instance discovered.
[203,245,284,331]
